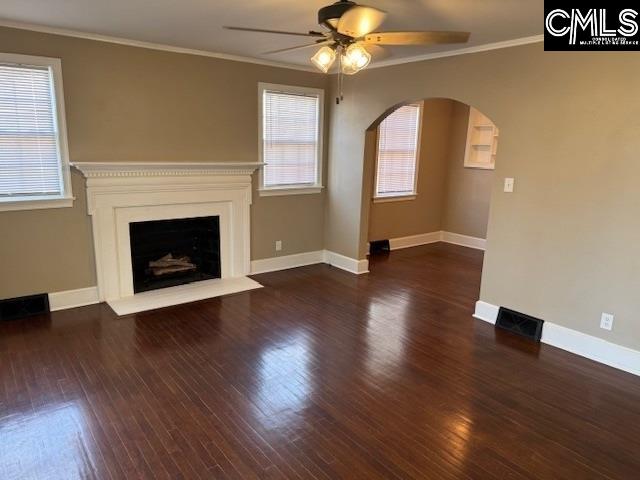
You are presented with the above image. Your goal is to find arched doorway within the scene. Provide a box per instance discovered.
[362,98,498,273]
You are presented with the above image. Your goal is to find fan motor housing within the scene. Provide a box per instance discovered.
[318,0,355,29]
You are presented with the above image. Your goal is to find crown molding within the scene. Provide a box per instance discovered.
[0,18,543,73]
[0,18,318,72]
[365,35,544,70]
[72,161,264,178]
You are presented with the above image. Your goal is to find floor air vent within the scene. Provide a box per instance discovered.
[0,293,50,321]
[369,240,390,255]
[496,307,544,342]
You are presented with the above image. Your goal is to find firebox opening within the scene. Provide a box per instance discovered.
[129,216,221,294]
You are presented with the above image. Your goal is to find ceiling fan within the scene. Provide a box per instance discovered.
[224,0,470,76]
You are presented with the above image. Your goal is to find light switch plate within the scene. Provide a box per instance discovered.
[504,178,515,193]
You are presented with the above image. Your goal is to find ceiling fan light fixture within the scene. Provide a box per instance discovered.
[227,1,471,96]
[311,45,337,73]
[341,43,371,74]
[318,0,356,30]
[327,18,339,28]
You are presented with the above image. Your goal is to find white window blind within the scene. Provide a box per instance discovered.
[262,89,320,188]
[0,62,63,199]
[375,103,422,198]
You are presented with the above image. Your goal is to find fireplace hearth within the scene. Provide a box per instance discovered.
[129,216,221,293]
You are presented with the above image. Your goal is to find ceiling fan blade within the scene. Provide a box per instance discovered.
[362,31,470,45]
[224,26,325,38]
[263,40,331,55]
[364,44,391,61]
[337,6,387,38]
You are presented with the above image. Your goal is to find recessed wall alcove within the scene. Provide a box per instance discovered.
[362,97,498,258]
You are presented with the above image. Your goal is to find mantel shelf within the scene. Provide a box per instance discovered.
[72,161,265,178]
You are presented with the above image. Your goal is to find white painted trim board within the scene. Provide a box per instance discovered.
[323,250,369,275]
[373,231,487,252]
[251,250,369,275]
[251,251,325,274]
[49,286,100,311]
[473,301,640,377]
[389,232,442,251]
[441,231,486,250]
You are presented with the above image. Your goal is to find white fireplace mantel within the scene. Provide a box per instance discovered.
[73,161,264,178]
[72,161,264,314]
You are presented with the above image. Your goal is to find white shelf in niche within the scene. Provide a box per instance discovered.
[464,108,498,170]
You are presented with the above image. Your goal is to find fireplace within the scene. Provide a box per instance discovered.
[129,216,221,293]
[72,161,263,315]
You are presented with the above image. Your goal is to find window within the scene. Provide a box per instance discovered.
[0,53,72,211]
[374,103,422,200]
[258,83,323,196]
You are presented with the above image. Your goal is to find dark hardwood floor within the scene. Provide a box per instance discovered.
[1,243,639,479]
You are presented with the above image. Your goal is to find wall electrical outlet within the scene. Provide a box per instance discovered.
[504,178,515,193]
[275,240,282,252]
[600,313,614,331]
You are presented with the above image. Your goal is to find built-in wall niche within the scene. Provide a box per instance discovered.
[463,107,498,170]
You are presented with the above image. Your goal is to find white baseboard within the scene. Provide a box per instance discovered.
[323,250,369,275]
[441,231,487,250]
[250,250,369,275]
[542,323,640,377]
[473,300,499,324]
[389,232,442,250]
[473,301,640,377]
[49,286,100,311]
[251,250,324,274]
[378,231,487,252]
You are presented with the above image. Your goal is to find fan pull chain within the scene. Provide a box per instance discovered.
[336,47,344,105]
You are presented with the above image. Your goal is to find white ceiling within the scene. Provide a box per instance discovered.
[0,1,543,68]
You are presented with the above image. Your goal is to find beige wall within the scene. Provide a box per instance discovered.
[0,26,328,299]
[367,99,492,242]
[3,28,638,354]
[326,43,640,351]
[442,102,494,239]
[367,99,452,241]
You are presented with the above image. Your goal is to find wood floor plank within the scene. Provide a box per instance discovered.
[1,243,639,479]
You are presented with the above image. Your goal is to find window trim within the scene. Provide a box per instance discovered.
[0,52,73,212]
[373,102,423,202]
[257,82,324,197]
